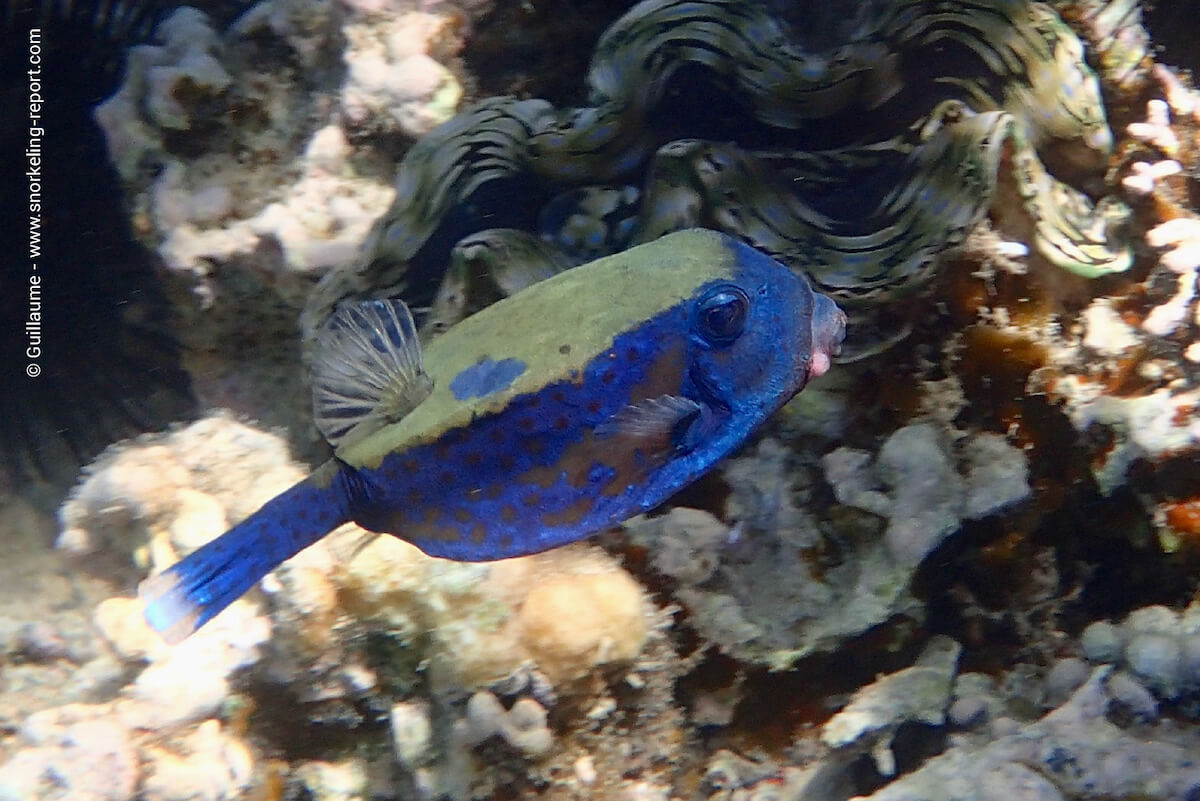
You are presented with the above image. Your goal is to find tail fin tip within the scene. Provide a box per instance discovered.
[138,569,202,645]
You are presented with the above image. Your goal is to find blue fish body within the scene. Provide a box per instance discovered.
[141,229,845,642]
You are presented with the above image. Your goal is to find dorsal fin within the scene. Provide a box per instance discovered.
[311,299,433,449]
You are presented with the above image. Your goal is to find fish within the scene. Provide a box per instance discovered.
[140,228,846,643]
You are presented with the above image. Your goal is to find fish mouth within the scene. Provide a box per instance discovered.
[808,294,847,379]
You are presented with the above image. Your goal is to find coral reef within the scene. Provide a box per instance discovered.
[329,535,651,690]
[0,463,268,801]
[821,636,962,776]
[96,3,463,281]
[1079,601,1200,706]
[91,0,472,450]
[684,619,1200,801]
[31,414,671,799]
[626,424,1029,669]
[855,666,1200,801]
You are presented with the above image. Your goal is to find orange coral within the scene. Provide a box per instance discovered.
[1165,500,1200,536]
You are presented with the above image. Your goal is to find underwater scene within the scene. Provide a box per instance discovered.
[3,0,1200,798]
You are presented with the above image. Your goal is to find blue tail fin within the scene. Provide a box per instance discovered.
[139,462,350,643]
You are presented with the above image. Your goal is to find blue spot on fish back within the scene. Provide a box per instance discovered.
[450,357,527,400]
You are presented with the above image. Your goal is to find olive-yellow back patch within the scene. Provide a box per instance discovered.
[338,228,739,469]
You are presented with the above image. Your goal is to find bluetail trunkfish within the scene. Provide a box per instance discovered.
[140,229,846,643]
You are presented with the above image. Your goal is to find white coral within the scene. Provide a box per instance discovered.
[1152,63,1200,120]
[1126,98,1179,156]
[1146,217,1200,274]
[1122,67,1196,197]
[1142,217,1200,337]
[1121,158,1181,197]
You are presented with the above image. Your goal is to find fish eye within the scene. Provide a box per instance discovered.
[695,285,749,346]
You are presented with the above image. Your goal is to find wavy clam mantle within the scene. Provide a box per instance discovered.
[303,0,1134,355]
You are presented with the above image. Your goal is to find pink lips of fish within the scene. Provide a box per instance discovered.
[808,293,847,378]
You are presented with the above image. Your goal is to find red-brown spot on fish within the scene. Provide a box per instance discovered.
[542,495,593,527]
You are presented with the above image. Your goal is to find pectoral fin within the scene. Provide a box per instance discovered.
[311,299,433,449]
[596,394,709,464]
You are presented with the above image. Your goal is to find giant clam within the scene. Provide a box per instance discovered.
[303,0,1133,357]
